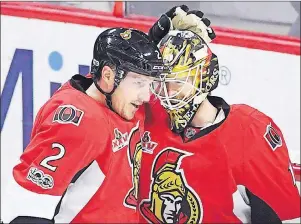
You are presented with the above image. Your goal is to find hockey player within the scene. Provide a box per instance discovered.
[2,5,205,223]
[2,28,165,223]
[137,13,301,223]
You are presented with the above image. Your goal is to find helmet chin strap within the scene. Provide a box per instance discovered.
[92,69,126,112]
[92,77,115,111]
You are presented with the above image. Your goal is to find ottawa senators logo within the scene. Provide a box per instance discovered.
[140,148,203,223]
[120,29,132,40]
[124,121,142,209]
[141,131,158,154]
[53,105,84,126]
[264,123,282,151]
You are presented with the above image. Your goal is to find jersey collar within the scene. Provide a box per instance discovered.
[180,96,230,143]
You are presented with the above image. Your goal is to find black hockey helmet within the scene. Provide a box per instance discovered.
[90,28,165,109]
[91,28,164,80]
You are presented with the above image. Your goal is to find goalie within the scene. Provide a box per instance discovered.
[138,6,301,223]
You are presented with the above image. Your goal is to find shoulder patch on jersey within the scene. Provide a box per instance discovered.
[264,123,282,151]
[53,104,84,126]
[141,131,158,154]
[27,167,54,189]
[112,128,129,152]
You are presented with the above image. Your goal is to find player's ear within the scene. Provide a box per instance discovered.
[99,65,115,92]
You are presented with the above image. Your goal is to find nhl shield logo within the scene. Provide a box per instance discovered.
[264,123,282,151]
[184,127,197,139]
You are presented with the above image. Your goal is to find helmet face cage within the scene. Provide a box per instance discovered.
[153,61,208,110]
[150,30,214,111]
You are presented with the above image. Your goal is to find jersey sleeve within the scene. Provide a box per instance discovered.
[242,110,300,222]
[2,102,110,223]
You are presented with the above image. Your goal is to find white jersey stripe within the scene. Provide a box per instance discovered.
[1,171,61,223]
[54,161,105,223]
[233,185,251,223]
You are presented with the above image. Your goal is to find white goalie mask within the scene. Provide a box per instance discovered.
[151,30,220,133]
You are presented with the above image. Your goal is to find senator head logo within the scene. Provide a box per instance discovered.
[140,148,203,223]
[120,29,132,40]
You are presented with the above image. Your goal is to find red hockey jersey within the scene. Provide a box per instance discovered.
[219,102,301,222]
[137,98,246,223]
[2,75,143,223]
[137,96,300,223]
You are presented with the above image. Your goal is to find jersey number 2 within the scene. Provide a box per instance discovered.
[40,143,66,172]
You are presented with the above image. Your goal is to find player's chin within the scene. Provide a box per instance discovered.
[121,108,136,121]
